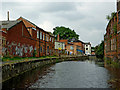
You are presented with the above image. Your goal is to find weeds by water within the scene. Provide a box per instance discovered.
[2,56,57,62]
[105,59,120,68]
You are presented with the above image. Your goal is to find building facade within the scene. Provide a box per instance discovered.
[84,42,91,55]
[1,17,55,57]
[104,0,120,60]
[1,21,36,57]
[59,38,85,55]
[17,17,55,57]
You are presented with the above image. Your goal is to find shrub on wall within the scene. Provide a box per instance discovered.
[33,50,37,57]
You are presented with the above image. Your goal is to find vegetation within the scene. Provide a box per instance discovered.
[110,35,112,38]
[2,56,57,62]
[106,12,116,21]
[91,47,95,51]
[113,23,117,35]
[53,26,79,40]
[95,41,104,60]
[105,59,120,68]
[33,50,37,57]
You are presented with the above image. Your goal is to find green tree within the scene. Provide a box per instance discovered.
[95,41,104,59]
[53,26,79,40]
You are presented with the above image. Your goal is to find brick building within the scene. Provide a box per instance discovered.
[1,20,36,57]
[1,16,55,57]
[17,17,55,57]
[59,38,85,55]
[104,0,120,60]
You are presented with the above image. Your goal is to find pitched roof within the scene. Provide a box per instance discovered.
[17,17,37,28]
[68,38,84,43]
[1,20,21,30]
[46,31,54,37]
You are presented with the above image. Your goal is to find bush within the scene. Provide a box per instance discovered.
[33,50,37,57]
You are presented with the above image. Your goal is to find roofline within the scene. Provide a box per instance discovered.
[106,12,117,31]
[17,16,38,27]
[7,20,22,30]
[18,17,54,37]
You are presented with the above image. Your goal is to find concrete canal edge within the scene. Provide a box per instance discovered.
[2,56,89,83]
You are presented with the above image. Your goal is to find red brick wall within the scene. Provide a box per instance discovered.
[104,13,118,60]
[2,21,36,57]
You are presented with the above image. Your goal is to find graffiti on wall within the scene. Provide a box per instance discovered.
[2,41,35,57]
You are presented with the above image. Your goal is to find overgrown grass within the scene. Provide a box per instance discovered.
[105,59,120,68]
[2,55,57,62]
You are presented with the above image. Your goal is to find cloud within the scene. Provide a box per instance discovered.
[2,0,116,2]
[1,1,116,46]
[39,21,55,33]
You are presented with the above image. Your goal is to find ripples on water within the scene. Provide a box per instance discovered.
[3,60,112,89]
[29,61,110,88]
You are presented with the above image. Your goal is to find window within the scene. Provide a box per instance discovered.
[50,37,51,41]
[86,45,88,47]
[32,27,36,30]
[70,46,74,50]
[40,46,42,52]
[43,34,44,40]
[40,32,42,40]
[37,31,39,38]
[86,48,88,50]
[119,12,120,23]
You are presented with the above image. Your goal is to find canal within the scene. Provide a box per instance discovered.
[2,60,119,89]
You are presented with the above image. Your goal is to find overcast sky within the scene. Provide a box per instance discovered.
[1,0,117,46]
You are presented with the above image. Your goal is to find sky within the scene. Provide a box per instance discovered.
[0,0,117,46]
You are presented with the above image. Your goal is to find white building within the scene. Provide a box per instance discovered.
[55,41,65,50]
[84,42,91,55]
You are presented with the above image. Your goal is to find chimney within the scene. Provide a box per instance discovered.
[57,34,60,41]
[7,11,9,21]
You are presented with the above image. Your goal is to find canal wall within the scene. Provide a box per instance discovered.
[2,56,89,82]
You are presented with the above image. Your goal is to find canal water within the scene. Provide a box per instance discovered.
[2,60,116,89]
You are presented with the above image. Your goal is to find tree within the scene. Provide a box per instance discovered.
[53,26,79,40]
[95,41,104,59]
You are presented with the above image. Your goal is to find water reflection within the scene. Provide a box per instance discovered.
[2,60,114,89]
[29,61,110,88]
[2,65,54,89]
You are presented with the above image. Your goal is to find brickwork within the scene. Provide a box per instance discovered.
[2,21,36,57]
[104,10,120,60]
[1,17,55,57]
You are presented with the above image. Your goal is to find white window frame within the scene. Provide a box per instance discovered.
[37,31,39,38]
[40,32,42,40]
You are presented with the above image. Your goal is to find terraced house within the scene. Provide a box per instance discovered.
[1,15,55,57]
[104,0,120,60]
